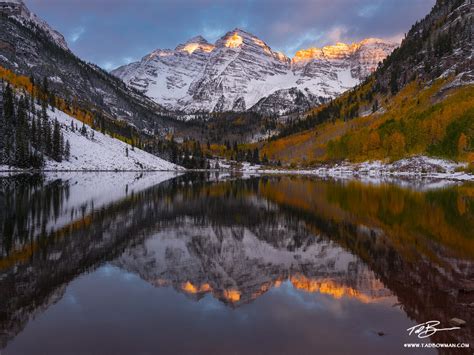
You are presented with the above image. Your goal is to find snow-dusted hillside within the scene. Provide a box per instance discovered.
[113,29,397,116]
[42,108,180,171]
[0,0,173,135]
[0,0,68,50]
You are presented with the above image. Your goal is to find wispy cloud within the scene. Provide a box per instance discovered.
[69,26,85,43]
[358,3,381,18]
[200,26,226,42]
[26,0,436,70]
[325,26,349,45]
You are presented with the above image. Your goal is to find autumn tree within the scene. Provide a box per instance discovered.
[458,133,468,155]
[385,132,406,158]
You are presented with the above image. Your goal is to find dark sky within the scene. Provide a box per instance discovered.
[26,0,436,70]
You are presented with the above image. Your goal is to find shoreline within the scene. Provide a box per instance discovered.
[1,156,473,182]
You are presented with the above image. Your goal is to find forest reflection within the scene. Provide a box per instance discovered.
[0,173,472,351]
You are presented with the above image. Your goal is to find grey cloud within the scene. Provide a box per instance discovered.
[25,0,435,69]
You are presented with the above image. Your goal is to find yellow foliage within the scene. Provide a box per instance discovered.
[458,133,468,154]
[0,65,135,145]
[262,78,474,164]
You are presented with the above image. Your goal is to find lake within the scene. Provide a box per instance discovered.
[0,172,472,354]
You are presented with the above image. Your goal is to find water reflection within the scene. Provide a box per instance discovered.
[0,173,472,354]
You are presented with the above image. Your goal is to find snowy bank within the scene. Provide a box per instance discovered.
[214,156,474,182]
[46,107,181,171]
[0,105,182,172]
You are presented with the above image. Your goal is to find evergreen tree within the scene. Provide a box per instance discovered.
[15,97,30,167]
[41,101,50,154]
[80,123,87,137]
[52,119,62,162]
[2,84,15,164]
[64,140,71,161]
[253,148,260,164]
[31,115,37,148]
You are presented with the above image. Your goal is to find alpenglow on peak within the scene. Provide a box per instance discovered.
[112,30,397,115]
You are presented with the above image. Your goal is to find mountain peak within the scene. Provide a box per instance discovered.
[184,35,209,45]
[216,28,274,54]
[176,35,215,54]
[293,38,397,64]
[359,37,390,45]
[0,0,69,50]
[114,30,396,114]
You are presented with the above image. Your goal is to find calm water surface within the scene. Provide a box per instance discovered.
[0,172,473,354]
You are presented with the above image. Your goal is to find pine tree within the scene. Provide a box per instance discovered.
[253,148,260,164]
[64,140,71,161]
[52,119,62,162]
[31,115,37,149]
[41,101,49,153]
[2,84,15,165]
[80,123,87,137]
[60,132,65,159]
[372,99,379,113]
[42,77,49,101]
[15,97,30,167]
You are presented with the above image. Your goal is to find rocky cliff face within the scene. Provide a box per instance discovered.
[0,0,68,50]
[0,0,176,133]
[375,0,473,93]
[113,30,397,116]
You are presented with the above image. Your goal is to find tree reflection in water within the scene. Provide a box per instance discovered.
[0,173,472,352]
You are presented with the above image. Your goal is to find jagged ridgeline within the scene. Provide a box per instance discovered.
[113,29,396,116]
[0,0,219,169]
[0,0,177,133]
[263,0,473,165]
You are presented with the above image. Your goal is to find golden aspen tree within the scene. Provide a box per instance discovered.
[458,133,468,155]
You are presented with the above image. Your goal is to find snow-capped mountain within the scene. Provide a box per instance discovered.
[115,222,392,306]
[0,0,68,50]
[113,29,398,115]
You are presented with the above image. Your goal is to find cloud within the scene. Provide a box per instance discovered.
[101,62,116,71]
[358,3,381,18]
[325,26,349,45]
[69,26,85,43]
[25,0,436,69]
[200,27,226,42]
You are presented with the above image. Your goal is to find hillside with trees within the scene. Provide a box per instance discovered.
[261,0,473,167]
[0,81,69,169]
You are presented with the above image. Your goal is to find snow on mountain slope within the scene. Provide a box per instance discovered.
[113,35,214,111]
[115,222,392,306]
[113,29,397,116]
[0,0,68,50]
[41,107,181,171]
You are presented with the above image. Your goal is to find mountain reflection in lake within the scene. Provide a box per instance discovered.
[0,173,472,355]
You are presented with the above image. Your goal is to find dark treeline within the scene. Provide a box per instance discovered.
[0,81,70,169]
[0,174,71,256]
[221,140,271,165]
[146,138,211,169]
